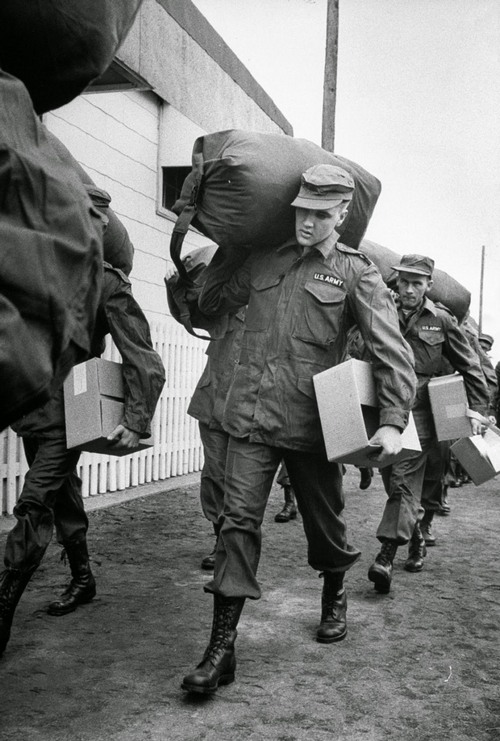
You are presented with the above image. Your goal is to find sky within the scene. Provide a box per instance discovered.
[192,0,500,360]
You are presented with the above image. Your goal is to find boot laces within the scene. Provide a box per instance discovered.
[377,541,397,567]
[205,602,240,661]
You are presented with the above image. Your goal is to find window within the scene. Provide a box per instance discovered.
[161,166,192,212]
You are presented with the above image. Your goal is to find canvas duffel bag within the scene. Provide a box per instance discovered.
[0,71,103,430]
[358,239,471,322]
[0,0,143,114]
[46,129,135,276]
[170,129,381,283]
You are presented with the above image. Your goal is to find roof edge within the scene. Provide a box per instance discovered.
[156,0,293,135]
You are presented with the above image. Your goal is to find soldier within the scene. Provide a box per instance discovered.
[273,462,298,523]
[0,263,165,658]
[368,255,489,593]
[181,164,416,695]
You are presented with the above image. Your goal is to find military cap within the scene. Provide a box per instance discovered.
[479,333,494,350]
[291,164,355,211]
[391,254,434,277]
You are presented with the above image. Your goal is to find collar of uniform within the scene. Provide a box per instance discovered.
[399,295,436,321]
[422,296,437,315]
[311,230,340,259]
[277,230,339,259]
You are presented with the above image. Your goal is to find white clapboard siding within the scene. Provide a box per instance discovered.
[0,321,207,517]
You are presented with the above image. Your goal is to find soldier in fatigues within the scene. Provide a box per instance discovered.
[181,164,416,695]
[368,255,489,594]
[0,264,165,658]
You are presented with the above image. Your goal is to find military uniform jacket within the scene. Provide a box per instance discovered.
[199,235,416,452]
[398,298,489,414]
[187,310,246,430]
[13,265,165,438]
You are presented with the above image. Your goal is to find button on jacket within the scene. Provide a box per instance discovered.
[398,297,489,415]
[199,236,417,452]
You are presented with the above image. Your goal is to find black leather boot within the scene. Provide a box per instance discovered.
[368,540,398,593]
[181,595,245,694]
[201,523,221,571]
[404,524,427,572]
[274,485,297,522]
[316,572,347,643]
[359,467,373,490]
[421,510,436,546]
[0,567,36,658]
[47,539,96,616]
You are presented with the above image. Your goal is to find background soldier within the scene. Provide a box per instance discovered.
[368,255,489,593]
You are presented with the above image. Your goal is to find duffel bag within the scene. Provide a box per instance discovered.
[0,0,143,114]
[0,71,103,430]
[170,129,381,283]
[358,239,471,322]
[46,129,135,276]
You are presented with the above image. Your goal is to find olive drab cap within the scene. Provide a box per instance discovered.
[291,164,355,210]
[391,254,435,277]
[479,333,494,349]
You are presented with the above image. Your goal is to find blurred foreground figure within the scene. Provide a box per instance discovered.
[0,264,165,658]
[0,0,143,429]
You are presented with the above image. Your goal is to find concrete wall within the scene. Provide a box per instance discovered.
[118,0,292,136]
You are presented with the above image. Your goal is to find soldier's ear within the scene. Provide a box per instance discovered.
[425,278,434,293]
[337,203,350,226]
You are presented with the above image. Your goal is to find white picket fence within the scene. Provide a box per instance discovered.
[0,320,208,517]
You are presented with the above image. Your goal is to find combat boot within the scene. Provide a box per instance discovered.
[368,540,398,593]
[316,572,347,643]
[47,539,96,616]
[421,511,436,546]
[181,595,245,694]
[0,567,36,657]
[404,524,427,572]
[201,523,221,571]
[274,485,297,522]
[359,467,373,490]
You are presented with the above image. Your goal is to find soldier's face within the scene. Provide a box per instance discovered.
[294,203,348,248]
[397,272,433,310]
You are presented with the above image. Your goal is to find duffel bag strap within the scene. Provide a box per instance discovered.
[169,152,204,285]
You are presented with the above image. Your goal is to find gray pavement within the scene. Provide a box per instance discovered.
[0,467,499,741]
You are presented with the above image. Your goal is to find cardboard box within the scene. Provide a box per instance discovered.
[428,373,473,441]
[451,429,500,485]
[313,358,421,467]
[64,358,153,456]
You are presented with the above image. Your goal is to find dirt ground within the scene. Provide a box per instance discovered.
[1,466,499,741]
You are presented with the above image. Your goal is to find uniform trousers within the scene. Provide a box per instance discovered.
[377,410,436,544]
[421,440,451,512]
[204,436,361,600]
[4,435,87,573]
[198,422,229,526]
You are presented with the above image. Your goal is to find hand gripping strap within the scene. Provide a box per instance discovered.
[169,152,204,285]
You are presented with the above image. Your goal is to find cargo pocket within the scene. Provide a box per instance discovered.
[416,329,444,373]
[294,280,347,346]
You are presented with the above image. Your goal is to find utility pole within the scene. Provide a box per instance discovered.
[322,0,339,151]
[479,244,485,333]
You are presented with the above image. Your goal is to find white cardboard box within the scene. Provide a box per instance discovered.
[313,358,421,467]
[64,358,153,456]
[451,429,500,485]
[428,373,473,441]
